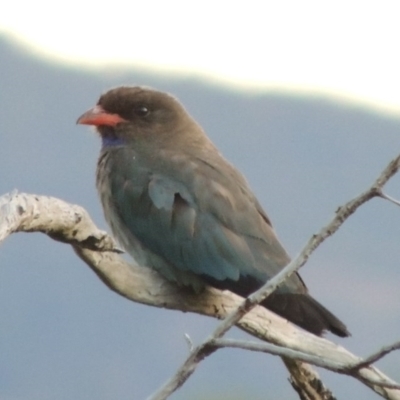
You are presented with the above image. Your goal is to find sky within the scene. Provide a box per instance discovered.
[1,4,400,399]
[1,0,400,114]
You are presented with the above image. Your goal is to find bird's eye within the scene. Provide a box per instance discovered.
[135,106,150,117]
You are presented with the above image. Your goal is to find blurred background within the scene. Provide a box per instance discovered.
[1,1,400,399]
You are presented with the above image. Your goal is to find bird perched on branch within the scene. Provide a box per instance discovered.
[77,86,349,337]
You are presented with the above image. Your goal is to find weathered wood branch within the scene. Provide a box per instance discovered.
[146,155,400,400]
[1,187,400,399]
[1,156,400,399]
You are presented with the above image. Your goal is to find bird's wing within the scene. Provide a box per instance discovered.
[110,150,305,292]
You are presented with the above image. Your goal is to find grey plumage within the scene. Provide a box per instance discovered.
[78,86,350,337]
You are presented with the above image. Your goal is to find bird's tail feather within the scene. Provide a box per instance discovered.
[263,292,350,337]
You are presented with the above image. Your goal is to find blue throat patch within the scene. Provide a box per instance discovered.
[102,135,126,147]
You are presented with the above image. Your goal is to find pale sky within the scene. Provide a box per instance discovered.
[1,0,400,113]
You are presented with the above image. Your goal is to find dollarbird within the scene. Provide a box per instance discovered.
[77,86,349,337]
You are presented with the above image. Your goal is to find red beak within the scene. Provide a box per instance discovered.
[76,105,127,126]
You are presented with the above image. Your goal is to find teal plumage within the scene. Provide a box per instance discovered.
[78,86,349,337]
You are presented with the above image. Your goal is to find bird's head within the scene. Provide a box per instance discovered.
[77,86,199,148]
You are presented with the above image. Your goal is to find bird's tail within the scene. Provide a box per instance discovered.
[263,292,350,337]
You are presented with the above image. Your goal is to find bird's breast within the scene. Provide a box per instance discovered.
[95,148,204,289]
[96,149,149,264]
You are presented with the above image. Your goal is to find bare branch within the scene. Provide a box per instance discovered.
[349,340,400,372]
[184,333,194,352]
[147,155,400,400]
[211,337,400,391]
[208,155,400,340]
[1,154,400,400]
[211,338,345,369]
[356,379,400,391]
[284,358,338,400]
[0,191,121,252]
[378,191,400,207]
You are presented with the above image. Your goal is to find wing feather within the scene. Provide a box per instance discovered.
[106,148,305,293]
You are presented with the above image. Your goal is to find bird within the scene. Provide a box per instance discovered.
[77,86,349,337]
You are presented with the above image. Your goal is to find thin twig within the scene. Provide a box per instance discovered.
[210,338,345,369]
[378,191,400,207]
[212,338,400,390]
[184,333,194,352]
[349,340,400,371]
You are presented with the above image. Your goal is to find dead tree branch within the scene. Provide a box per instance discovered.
[1,155,400,400]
